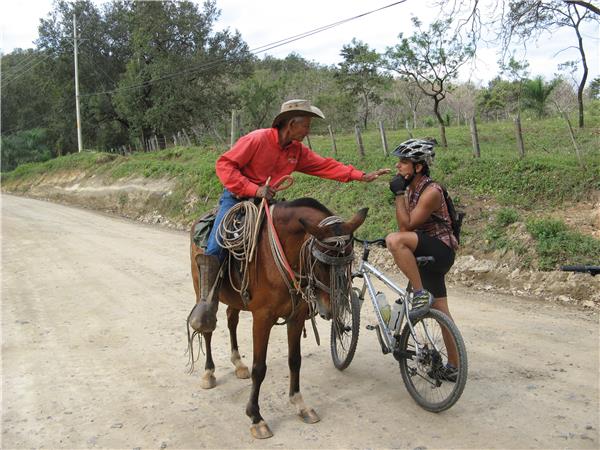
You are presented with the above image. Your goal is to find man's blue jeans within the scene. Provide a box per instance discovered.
[205,189,241,260]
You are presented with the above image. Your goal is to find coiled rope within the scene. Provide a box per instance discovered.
[217,201,263,299]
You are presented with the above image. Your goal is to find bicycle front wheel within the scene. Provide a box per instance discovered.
[397,309,467,412]
[330,287,361,370]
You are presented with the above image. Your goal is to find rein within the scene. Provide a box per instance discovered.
[266,206,354,338]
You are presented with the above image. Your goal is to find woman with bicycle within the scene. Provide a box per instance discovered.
[385,138,459,382]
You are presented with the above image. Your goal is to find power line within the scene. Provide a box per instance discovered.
[79,0,408,98]
[2,51,55,85]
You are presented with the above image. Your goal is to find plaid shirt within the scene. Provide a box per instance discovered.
[407,176,458,251]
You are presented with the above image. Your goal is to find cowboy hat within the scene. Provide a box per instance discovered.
[271,99,325,128]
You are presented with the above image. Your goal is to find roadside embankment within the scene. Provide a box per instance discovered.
[3,167,598,309]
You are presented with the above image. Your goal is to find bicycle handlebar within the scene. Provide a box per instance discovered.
[353,237,387,247]
[560,265,600,276]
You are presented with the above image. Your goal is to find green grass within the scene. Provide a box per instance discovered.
[526,218,600,270]
[2,116,599,269]
[484,207,523,253]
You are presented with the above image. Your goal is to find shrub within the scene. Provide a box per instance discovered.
[496,208,520,227]
[526,218,600,270]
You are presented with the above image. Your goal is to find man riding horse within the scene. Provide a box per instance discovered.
[189,99,390,332]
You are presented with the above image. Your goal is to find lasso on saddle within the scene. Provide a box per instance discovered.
[217,199,266,306]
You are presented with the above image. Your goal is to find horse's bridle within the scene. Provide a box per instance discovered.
[298,216,355,319]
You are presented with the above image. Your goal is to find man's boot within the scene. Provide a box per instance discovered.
[188,254,221,333]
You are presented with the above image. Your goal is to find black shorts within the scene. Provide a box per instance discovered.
[414,232,455,298]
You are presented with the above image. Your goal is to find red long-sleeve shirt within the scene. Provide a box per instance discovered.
[215,128,365,198]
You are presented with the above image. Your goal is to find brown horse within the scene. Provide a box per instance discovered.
[189,197,367,439]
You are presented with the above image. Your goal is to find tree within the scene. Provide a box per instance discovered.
[446,82,478,125]
[335,39,388,130]
[237,68,283,129]
[433,1,598,128]
[0,49,53,139]
[549,77,578,111]
[374,78,424,130]
[503,1,597,127]
[564,1,600,15]
[477,77,521,120]
[521,76,560,117]
[589,76,600,99]
[113,0,252,147]
[385,18,475,147]
[34,0,132,153]
[0,129,52,172]
[240,54,347,133]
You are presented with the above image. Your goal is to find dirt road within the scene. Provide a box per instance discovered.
[2,194,598,449]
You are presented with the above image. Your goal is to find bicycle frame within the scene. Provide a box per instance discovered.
[354,247,440,361]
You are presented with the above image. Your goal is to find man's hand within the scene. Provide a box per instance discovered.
[389,175,410,195]
[255,185,276,200]
[361,168,391,182]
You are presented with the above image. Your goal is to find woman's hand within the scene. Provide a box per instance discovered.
[361,168,391,182]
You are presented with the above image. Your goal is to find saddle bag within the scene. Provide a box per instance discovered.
[193,210,216,250]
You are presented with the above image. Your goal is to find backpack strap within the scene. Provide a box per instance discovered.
[419,179,453,234]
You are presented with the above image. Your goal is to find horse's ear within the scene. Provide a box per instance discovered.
[340,207,369,235]
[298,217,328,239]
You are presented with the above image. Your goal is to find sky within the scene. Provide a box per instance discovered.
[1,0,599,86]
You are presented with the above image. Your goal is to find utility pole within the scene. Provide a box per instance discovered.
[73,14,83,152]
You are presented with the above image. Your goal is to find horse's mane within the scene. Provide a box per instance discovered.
[278,197,333,216]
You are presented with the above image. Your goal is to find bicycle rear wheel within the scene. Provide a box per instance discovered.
[397,309,467,412]
[330,287,361,370]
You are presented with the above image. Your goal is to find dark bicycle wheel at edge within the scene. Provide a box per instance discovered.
[330,287,361,370]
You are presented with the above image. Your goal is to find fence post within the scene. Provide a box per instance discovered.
[305,135,312,149]
[355,125,365,158]
[470,116,481,158]
[182,129,192,147]
[514,113,525,158]
[562,112,583,167]
[191,126,202,144]
[230,110,238,148]
[378,121,388,156]
[328,125,337,158]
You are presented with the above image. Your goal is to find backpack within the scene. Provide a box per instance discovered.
[422,180,466,244]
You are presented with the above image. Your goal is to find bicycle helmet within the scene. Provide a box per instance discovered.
[391,139,436,166]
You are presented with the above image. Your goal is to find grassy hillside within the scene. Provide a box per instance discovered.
[3,117,599,269]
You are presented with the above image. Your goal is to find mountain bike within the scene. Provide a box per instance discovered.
[330,237,468,412]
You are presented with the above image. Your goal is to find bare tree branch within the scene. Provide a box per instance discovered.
[565,0,600,15]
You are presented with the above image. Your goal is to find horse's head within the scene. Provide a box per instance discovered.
[299,207,368,320]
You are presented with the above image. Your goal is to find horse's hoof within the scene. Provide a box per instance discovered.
[250,420,273,439]
[235,366,250,379]
[200,373,216,389]
[299,408,320,424]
